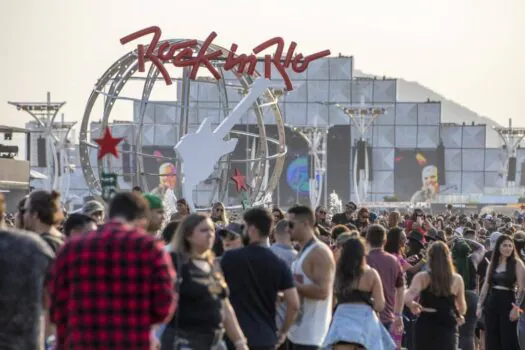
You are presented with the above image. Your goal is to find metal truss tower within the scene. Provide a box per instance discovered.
[494,118,525,188]
[8,92,72,192]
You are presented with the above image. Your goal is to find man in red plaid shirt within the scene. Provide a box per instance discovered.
[47,192,176,349]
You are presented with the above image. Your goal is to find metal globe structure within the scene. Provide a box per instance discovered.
[79,38,287,210]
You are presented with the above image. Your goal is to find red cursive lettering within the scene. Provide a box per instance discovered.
[120,26,331,90]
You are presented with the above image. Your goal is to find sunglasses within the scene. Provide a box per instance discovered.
[215,208,224,212]
[318,211,327,215]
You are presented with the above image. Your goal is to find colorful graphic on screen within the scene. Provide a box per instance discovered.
[287,156,309,194]
[394,149,444,202]
[142,146,177,193]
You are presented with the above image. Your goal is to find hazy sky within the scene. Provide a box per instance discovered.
[0,0,524,129]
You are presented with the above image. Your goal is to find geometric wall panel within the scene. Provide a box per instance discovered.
[329,57,353,80]
[441,125,462,148]
[372,148,395,170]
[307,80,330,101]
[372,79,397,103]
[461,149,485,172]
[375,104,396,125]
[395,103,418,125]
[462,125,486,148]
[445,171,462,193]
[133,102,155,124]
[351,79,374,104]
[285,103,307,125]
[153,125,178,146]
[417,126,440,148]
[484,171,502,188]
[395,126,418,148]
[417,103,440,125]
[155,104,179,124]
[484,149,504,172]
[284,82,308,103]
[372,171,394,193]
[142,124,155,146]
[444,148,462,171]
[373,125,395,148]
[328,80,351,102]
[462,172,484,193]
[306,59,330,80]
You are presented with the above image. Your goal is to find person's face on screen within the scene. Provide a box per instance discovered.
[159,163,177,189]
[423,172,439,193]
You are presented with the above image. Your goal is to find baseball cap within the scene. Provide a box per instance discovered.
[143,193,163,210]
[217,222,244,240]
[489,231,502,250]
[83,200,104,215]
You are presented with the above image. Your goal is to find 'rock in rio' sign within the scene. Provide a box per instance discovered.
[120,26,331,91]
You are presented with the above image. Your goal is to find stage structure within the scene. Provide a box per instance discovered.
[334,98,386,203]
[78,26,330,210]
[494,118,525,188]
[8,93,75,198]
[287,125,328,209]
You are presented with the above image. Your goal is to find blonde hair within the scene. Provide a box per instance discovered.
[171,213,215,263]
[388,211,401,229]
[211,202,228,224]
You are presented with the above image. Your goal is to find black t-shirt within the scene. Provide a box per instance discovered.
[168,252,228,332]
[331,213,355,227]
[220,245,294,348]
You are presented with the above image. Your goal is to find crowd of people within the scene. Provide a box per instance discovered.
[2,189,525,350]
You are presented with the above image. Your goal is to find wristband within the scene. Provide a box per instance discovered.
[234,338,247,346]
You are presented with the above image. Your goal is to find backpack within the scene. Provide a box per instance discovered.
[452,239,476,290]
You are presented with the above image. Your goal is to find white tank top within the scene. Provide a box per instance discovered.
[288,241,332,346]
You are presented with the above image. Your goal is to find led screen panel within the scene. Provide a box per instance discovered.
[142,146,177,195]
[394,148,446,201]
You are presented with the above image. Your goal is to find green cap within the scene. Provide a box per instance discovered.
[144,193,163,210]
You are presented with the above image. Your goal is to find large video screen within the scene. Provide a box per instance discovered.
[280,127,310,207]
[229,124,310,207]
[394,148,446,202]
[142,146,177,194]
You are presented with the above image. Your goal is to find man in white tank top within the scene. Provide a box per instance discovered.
[285,205,335,350]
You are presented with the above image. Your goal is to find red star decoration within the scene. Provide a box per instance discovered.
[94,128,124,160]
[231,168,248,192]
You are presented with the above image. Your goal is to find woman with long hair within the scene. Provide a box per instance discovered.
[211,202,229,224]
[404,241,467,350]
[477,234,525,350]
[384,227,412,273]
[160,214,248,350]
[323,237,395,350]
[387,211,401,229]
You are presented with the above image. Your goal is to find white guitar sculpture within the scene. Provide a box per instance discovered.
[174,78,272,211]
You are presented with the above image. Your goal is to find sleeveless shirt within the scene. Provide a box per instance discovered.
[288,241,332,346]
